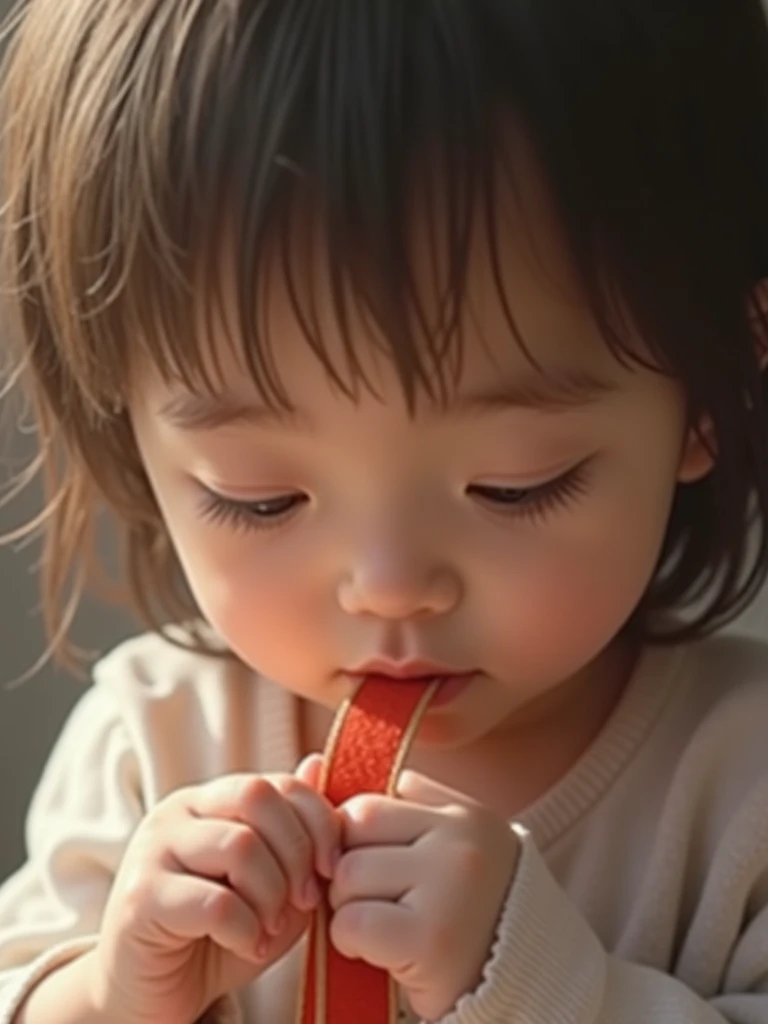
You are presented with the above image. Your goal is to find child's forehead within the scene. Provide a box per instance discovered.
[127,133,651,429]
[124,85,652,424]
[147,357,621,440]
[142,253,629,431]
[182,164,609,381]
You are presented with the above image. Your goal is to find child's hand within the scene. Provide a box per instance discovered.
[90,770,341,1024]
[298,757,518,1023]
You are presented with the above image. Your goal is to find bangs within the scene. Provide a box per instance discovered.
[10,0,767,419]
[8,1,503,414]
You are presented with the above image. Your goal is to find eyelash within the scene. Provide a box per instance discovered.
[198,460,592,533]
[198,491,308,533]
[467,460,592,524]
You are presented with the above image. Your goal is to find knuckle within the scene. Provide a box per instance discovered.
[126,823,166,873]
[420,912,454,956]
[204,887,239,925]
[239,776,278,818]
[162,784,198,817]
[118,871,156,923]
[132,812,181,868]
[281,777,332,824]
[223,824,262,865]
[344,794,381,829]
[451,839,484,882]
[272,774,305,799]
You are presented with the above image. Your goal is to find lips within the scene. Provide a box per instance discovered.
[343,660,477,708]
[346,658,469,680]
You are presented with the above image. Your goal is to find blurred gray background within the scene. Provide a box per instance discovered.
[0,408,136,881]
[0,0,137,887]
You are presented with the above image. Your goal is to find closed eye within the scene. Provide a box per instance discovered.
[467,460,592,524]
[198,490,308,532]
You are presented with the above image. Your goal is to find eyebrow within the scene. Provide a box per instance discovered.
[159,368,616,433]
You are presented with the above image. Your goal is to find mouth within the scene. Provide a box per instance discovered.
[343,661,477,707]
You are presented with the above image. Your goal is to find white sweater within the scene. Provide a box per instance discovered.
[2,629,768,1023]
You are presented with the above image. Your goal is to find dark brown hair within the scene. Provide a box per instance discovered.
[2,0,768,665]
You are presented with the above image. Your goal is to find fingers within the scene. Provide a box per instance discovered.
[149,871,264,965]
[328,846,413,910]
[330,900,415,971]
[187,777,315,911]
[280,775,342,879]
[294,753,324,790]
[168,817,297,937]
[340,773,481,849]
[340,793,435,848]
[184,774,342,905]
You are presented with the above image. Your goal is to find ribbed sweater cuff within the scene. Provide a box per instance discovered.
[439,828,606,1024]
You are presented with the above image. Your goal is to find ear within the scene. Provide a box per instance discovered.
[677,420,716,484]
[678,278,768,485]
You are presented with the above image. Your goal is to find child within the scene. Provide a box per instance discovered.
[2,0,768,1021]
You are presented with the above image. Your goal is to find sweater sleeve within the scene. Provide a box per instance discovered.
[436,826,768,1024]
[0,684,241,1024]
[0,685,136,1021]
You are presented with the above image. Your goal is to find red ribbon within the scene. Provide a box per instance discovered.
[297,676,439,1024]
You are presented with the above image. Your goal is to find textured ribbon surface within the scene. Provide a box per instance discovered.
[297,675,440,1024]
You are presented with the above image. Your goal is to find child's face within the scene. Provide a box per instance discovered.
[130,171,708,751]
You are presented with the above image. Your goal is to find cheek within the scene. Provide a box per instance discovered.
[484,465,678,675]
[130,447,336,693]
[174,533,333,687]
[512,554,641,669]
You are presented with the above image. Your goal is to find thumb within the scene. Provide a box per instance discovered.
[295,752,325,791]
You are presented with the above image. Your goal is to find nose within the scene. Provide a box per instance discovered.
[337,546,462,621]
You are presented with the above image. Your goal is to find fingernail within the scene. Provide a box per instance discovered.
[303,877,321,908]
[330,847,342,872]
[268,911,286,936]
[255,938,270,961]
[321,848,341,879]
